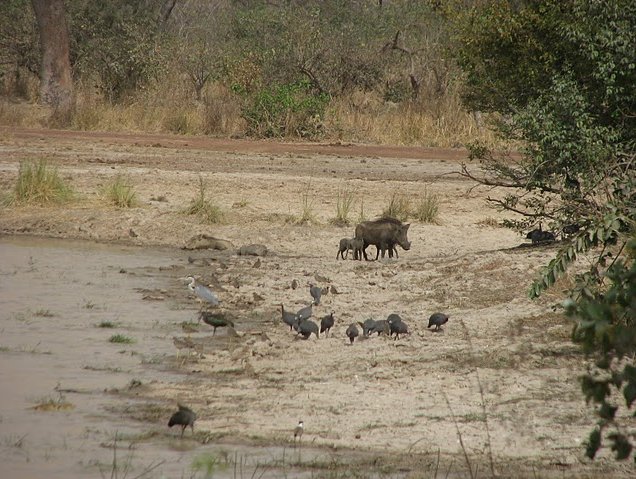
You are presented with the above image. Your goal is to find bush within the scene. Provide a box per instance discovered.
[241,79,328,138]
[10,160,73,205]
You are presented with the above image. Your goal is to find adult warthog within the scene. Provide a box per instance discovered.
[354,217,411,261]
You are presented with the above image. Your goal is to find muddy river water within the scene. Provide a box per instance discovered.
[0,236,387,479]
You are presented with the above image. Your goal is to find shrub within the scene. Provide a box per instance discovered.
[104,174,136,208]
[10,160,73,205]
[241,79,328,139]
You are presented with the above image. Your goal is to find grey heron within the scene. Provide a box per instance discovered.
[186,276,219,310]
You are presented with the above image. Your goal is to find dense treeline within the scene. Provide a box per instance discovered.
[1,0,480,145]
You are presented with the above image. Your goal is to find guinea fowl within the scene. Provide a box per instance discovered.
[388,314,409,340]
[320,312,335,337]
[295,319,319,339]
[370,319,390,336]
[346,323,359,344]
[309,284,322,305]
[296,303,313,321]
[281,304,298,330]
[428,312,449,332]
[357,318,377,337]
[168,404,197,437]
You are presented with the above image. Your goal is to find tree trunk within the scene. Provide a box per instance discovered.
[31,0,74,124]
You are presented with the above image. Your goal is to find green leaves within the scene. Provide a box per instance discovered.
[453,0,635,463]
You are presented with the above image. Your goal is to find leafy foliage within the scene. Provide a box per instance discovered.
[240,79,329,139]
[0,0,39,97]
[67,0,168,101]
[453,0,636,460]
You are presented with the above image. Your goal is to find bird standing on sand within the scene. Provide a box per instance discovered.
[296,303,313,321]
[186,276,219,310]
[295,319,319,339]
[428,312,449,332]
[370,319,390,336]
[357,318,377,337]
[346,323,359,344]
[320,312,335,337]
[388,314,409,340]
[309,284,322,305]
[199,311,234,335]
[294,420,304,445]
[168,404,197,438]
[281,304,298,330]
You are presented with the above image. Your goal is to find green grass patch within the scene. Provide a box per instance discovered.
[184,176,224,224]
[98,321,116,328]
[104,174,137,207]
[109,334,135,344]
[8,159,73,205]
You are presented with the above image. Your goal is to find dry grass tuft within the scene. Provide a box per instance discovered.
[184,176,224,224]
[331,186,356,226]
[382,191,411,222]
[104,174,137,208]
[412,188,440,223]
[295,187,317,225]
[7,159,73,206]
[31,394,75,412]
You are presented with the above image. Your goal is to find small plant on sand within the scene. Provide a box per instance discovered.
[109,334,135,344]
[331,187,356,226]
[184,176,224,224]
[31,392,74,412]
[358,197,368,222]
[8,159,73,205]
[98,321,116,328]
[295,185,316,224]
[191,453,225,478]
[413,188,440,223]
[104,174,137,208]
[382,191,411,222]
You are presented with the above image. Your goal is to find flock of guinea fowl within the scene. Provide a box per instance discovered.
[168,275,450,440]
